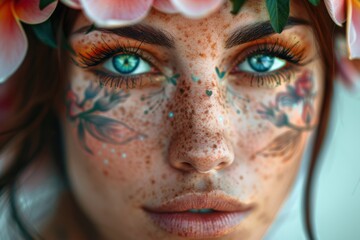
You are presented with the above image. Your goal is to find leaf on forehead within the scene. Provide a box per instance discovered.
[307,0,320,6]
[266,0,290,33]
[39,0,57,10]
[230,0,247,15]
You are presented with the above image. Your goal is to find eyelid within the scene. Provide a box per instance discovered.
[228,39,307,73]
[73,41,163,73]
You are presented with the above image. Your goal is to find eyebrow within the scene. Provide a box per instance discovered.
[225,17,310,49]
[72,24,175,48]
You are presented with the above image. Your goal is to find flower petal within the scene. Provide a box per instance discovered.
[0,3,28,83]
[153,0,178,14]
[60,0,82,9]
[13,0,58,24]
[324,0,346,26]
[170,0,224,18]
[347,0,360,59]
[79,0,153,27]
[335,35,360,88]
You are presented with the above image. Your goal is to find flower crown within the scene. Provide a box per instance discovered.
[0,0,359,86]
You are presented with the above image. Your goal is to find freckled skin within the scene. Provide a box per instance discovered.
[62,1,324,240]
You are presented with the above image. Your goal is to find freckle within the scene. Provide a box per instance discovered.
[240,176,244,180]
[161,174,167,180]
[199,53,206,58]
[103,170,108,176]
[151,179,156,185]
[197,80,202,85]
[212,144,217,149]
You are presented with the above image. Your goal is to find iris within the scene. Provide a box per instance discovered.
[247,54,274,72]
[112,54,140,74]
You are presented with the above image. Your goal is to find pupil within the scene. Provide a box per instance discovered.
[248,54,274,72]
[113,54,140,74]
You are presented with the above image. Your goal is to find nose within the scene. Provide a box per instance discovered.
[168,129,234,173]
[167,76,234,173]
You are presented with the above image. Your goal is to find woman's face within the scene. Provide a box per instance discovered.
[63,1,323,239]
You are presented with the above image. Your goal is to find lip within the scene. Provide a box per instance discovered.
[143,191,254,238]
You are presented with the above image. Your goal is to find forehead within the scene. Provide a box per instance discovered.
[72,0,310,37]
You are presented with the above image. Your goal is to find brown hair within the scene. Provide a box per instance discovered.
[0,1,336,239]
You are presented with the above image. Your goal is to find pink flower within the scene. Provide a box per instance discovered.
[0,0,58,83]
[60,0,224,27]
[335,35,360,89]
[325,0,360,59]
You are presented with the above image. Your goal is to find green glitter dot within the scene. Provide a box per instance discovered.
[236,109,241,114]
[144,110,149,114]
[168,112,174,118]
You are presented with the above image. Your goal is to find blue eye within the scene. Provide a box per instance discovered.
[103,54,152,75]
[237,54,286,73]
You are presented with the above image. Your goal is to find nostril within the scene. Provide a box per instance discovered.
[215,161,229,170]
[179,162,194,171]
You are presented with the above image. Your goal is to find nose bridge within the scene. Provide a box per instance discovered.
[167,66,234,173]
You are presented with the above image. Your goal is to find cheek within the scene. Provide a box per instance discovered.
[64,67,170,186]
[227,67,322,181]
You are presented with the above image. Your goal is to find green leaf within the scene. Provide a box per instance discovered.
[39,0,56,10]
[230,0,247,15]
[307,0,320,6]
[266,0,290,33]
[32,19,57,48]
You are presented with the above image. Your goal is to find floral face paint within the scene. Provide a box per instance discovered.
[62,1,324,240]
[66,84,146,154]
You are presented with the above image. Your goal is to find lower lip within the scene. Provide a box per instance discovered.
[146,211,250,238]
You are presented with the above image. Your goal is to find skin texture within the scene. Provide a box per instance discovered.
[60,1,324,239]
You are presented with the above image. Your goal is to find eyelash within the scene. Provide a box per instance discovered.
[75,39,306,89]
[76,41,160,88]
[230,39,306,88]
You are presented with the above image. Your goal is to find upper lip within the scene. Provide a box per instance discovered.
[144,191,254,213]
